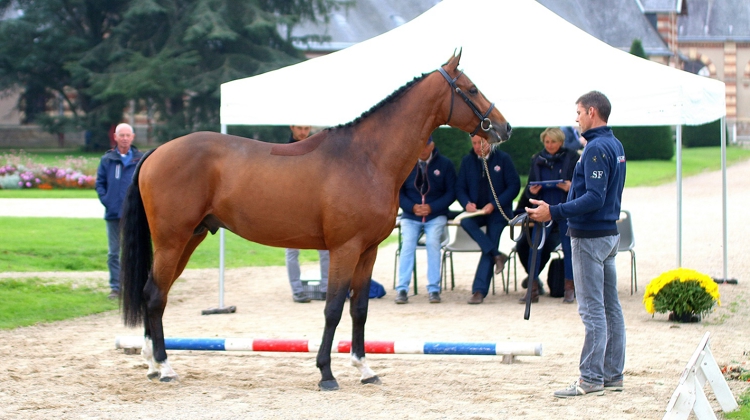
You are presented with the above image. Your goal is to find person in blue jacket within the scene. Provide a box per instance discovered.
[527,91,626,398]
[95,123,144,299]
[395,136,457,304]
[456,135,520,304]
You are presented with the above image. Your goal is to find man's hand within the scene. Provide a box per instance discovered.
[481,203,494,214]
[526,199,552,222]
[529,184,542,195]
[465,202,477,212]
[413,204,431,217]
[557,180,571,192]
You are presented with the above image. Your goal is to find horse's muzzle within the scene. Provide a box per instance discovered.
[489,122,512,143]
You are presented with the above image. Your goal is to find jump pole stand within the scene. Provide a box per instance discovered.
[115,336,542,364]
[201,227,236,315]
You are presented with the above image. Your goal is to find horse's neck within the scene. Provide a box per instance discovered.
[355,76,446,183]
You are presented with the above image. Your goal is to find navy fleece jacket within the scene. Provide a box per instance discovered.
[549,126,626,237]
[399,147,457,222]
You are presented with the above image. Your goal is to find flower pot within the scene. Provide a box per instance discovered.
[668,312,701,323]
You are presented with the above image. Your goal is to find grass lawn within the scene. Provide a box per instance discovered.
[625,146,750,187]
[0,217,388,272]
[0,278,118,330]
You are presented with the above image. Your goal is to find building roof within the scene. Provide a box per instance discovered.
[288,0,441,53]
[537,0,671,56]
[677,0,750,42]
[636,0,682,14]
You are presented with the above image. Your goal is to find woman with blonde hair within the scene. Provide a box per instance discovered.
[516,127,578,303]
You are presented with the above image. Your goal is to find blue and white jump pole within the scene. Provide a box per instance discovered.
[116,336,542,364]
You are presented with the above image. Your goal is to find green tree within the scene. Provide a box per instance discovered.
[0,0,340,150]
[629,38,646,58]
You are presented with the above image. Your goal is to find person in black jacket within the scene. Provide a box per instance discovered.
[456,135,520,304]
[515,127,579,303]
[95,123,144,299]
[395,136,456,304]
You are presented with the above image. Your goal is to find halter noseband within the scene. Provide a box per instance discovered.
[438,67,495,136]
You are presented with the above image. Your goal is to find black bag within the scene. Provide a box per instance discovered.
[547,258,565,298]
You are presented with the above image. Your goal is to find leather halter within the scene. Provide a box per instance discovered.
[438,67,495,136]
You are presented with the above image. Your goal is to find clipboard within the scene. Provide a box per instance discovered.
[529,179,563,188]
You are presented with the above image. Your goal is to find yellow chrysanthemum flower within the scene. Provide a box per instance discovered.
[642,268,720,316]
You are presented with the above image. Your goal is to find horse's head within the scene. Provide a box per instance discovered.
[438,50,512,144]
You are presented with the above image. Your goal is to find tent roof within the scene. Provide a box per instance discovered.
[221,0,725,128]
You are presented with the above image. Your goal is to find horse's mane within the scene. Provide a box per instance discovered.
[326,72,431,131]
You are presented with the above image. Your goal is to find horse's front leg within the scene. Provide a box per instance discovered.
[142,272,178,382]
[317,281,349,391]
[349,280,380,385]
[350,245,380,385]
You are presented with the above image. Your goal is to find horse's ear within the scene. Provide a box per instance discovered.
[443,48,462,71]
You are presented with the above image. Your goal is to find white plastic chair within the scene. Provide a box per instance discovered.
[616,210,637,295]
[441,225,502,294]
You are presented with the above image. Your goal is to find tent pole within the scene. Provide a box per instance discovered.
[201,124,236,315]
[675,125,682,267]
[717,117,737,284]
[219,123,227,307]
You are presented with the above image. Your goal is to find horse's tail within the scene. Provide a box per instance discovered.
[120,148,157,328]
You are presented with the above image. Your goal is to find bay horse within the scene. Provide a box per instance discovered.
[119,51,512,391]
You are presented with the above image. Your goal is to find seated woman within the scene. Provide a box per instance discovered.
[516,127,579,303]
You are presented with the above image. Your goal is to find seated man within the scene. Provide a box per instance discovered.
[456,135,520,305]
[395,136,456,304]
[285,125,329,303]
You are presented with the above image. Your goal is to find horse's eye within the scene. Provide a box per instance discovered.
[469,87,478,95]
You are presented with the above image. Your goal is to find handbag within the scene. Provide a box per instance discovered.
[546,258,565,298]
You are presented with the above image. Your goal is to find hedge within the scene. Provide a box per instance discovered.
[682,119,722,147]
[611,126,674,160]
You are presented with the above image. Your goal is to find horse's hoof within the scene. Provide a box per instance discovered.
[146,372,159,380]
[159,375,178,383]
[361,375,381,385]
[318,379,340,391]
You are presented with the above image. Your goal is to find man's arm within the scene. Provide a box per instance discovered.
[549,145,608,221]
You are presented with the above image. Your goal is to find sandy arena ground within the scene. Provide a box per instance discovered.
[0,161,749,419]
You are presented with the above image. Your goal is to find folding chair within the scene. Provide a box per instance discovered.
[441,225,502,294]
[616,210,637,294]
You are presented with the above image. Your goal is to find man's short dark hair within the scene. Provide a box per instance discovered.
[576,91,611,122]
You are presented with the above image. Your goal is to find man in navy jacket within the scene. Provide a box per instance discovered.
[395,136,456,304]
[95,123,143,299]
[527,91,626,398]
[456,135,520,304]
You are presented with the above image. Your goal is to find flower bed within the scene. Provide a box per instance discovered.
[643,268,721,321]
[0,150,97,189]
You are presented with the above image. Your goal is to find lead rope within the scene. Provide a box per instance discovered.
[481,144,512,223]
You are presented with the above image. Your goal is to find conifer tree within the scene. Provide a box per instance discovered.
[0,0,339,149]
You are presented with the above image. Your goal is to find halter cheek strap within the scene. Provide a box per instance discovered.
[438,67,495,136]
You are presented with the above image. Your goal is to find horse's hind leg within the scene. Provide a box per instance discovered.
[349,245,380,385]
[142,233,203,382]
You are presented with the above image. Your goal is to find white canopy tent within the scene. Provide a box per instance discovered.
[209,0,731,310]
[220,0,725,127]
